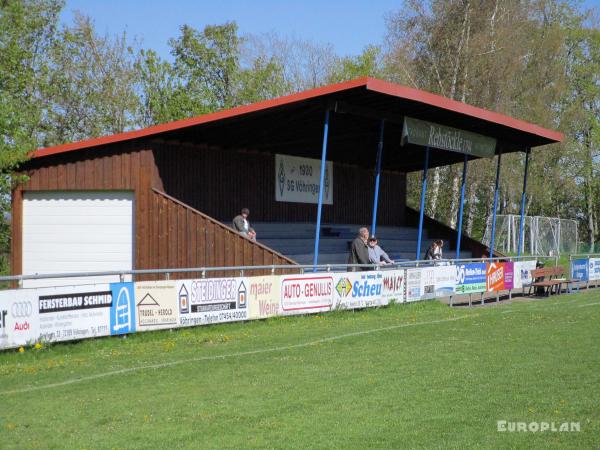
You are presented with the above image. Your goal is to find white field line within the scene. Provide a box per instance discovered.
[578,301,600,307]
[1,315,472,396]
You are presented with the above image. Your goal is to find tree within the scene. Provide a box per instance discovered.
[169,22,241,112]
[561,23,600,250]
[137,22,290,126]
[0,0,63,271]
[0,0,61,165]
[236,56,289,104]
[41,13,140,146]
[136,49,199,126]
[327,45,383,84]
[384,0,597,249]
[243,32,337,92]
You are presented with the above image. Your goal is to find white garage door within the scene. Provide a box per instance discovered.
[22,191,134,287]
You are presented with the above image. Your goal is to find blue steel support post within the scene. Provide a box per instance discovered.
[416,147,430,260]
[517,148,530,256]
[313,109,330,269]
[455,154,468,260]
[489,148,503,259]
[371,120,385,236]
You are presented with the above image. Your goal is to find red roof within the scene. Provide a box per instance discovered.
[32,77,563,159]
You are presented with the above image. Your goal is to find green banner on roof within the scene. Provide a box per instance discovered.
[401,117,497,158]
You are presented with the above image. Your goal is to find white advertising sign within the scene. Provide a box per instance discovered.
[135,281,178,331]
[381,269,405,303]
[333,271,385,310]
[434,265,457,297]
[280,274,334,315]
[275,154,333,204]
[406,268,423,302]
[589,258,600,282]
[513,260,537,289]
[177,277,249,327]
[37,286,112,342]
[420,267,437,300]
[0,290,40,349]
[247,276,281,320]
[0,284,134,350]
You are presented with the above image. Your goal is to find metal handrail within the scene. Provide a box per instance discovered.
[0,255,554,284]
[569,253,600,260]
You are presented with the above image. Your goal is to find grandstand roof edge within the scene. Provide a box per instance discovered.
[365,78,564,145]
[31,77,563,160]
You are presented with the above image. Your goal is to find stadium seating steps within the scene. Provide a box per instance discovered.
[251,222,472,265]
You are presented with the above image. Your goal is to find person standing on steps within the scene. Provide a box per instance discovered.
[367,236,394,265]
[348,226,370,271]
[425,239,444,261]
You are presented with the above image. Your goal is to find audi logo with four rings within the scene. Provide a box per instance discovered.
[11,302,33,317]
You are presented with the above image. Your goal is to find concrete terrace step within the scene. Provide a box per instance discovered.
[293,251,475,266]
[260,239,349,252]
[258,231,319,239]
[252,222,419,230]
[252,222,426,235]
[230,221,472,265]
[261,238,434,253]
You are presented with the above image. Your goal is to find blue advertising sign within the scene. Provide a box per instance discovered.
[110,282,136,335]
[455,263,487,294]
[571,259,589,282]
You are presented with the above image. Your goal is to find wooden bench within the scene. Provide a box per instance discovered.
[529,266,577,296]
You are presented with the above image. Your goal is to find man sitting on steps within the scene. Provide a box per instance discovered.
[232,208,256,240]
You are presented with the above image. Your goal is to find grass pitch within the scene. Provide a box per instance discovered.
[1,291,599,449]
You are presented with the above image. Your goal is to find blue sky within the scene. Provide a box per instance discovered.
[61,0,599,60]
[60,0,408,59]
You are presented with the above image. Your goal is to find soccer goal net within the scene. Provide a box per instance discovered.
[483,215,578,256]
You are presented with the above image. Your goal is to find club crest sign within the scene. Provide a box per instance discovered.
[275,154,333,204]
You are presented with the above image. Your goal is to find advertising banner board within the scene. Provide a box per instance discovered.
[570,259,589,283]
[0,289,40,349]
[381,270,405,304]
[513,261,537,289]
[247,276,281,320]
[434,265,456,297]
[504,262,514,290]
[280,274,334,315]
[420,267,436,300]
[405,268,422,302]
[455,263,486,294]
[0,284,129,349]
[177,278,248,327]
[486,263,505,292]
[110,282,136,335]
[333,271,385,309]
[38,286,112,342]
[589,258,600,282]
[135,281,178,331]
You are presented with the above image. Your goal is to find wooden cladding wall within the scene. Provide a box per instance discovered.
[12,142,297,277]
[147,189,296,279]
[153,142,406,226]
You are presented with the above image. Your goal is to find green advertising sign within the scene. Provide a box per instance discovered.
[401,117,497,158]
